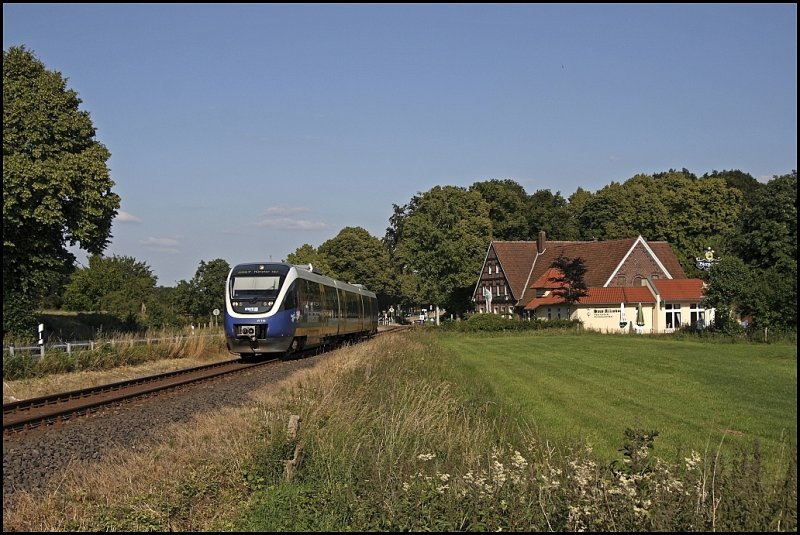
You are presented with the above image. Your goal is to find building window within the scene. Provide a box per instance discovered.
[665,303,681,329]
[690,304,705,329]
[617,275,626,286]
[547,307,552,320]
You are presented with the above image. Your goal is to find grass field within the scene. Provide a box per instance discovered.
[438,332,797,467]
[5,330,795,531]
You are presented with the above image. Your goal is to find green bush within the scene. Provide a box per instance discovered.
[441,313,581,333]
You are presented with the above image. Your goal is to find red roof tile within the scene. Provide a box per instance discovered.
[521,237,638,305]
[524,286,656,310]
[648,242,687,279]
[490,241,539,301]
[530,267,567,289]
[478,234,689,309]
[654,279,706,300]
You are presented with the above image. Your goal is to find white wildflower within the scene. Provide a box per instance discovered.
[684,450,701,471]
[512,450,528,471]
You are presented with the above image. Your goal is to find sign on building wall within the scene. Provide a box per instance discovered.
[586,308,621,318]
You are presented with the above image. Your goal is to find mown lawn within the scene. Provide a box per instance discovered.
[439,332,797,467]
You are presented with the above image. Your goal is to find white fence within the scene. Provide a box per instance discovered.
[3,333,221,360]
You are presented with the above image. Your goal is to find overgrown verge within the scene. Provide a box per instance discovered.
[236,332,797,531]
[2,330,227,381]
[3,331,795,531]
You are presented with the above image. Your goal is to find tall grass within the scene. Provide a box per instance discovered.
[2,329,228,381]
[236,331,797,531]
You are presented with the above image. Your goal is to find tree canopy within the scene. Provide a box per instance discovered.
[318,227,394,298]
[62,255,156,321]
[286,243,332,275]
[392,186,492,314]
[470,178,529,241]
[737,171,797,271]
[3,46,119,334]
[173,259,231,321]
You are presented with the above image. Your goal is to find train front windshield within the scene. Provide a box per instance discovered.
[229,265,289,312]
[232,275,282,298]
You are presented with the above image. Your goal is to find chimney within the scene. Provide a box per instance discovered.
[537,231,547,254]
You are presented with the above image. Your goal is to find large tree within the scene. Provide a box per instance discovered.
[3,46,120,334]
[737,171,797,271]
[470,178,529,240]
[527,188,581,241]
[702,256,755,333]
[701,169,763,211]
[393,186,492,316]
[318,227,395,305]
[62,255,156,323]
[173,259,231,322]
[286,243,332,275]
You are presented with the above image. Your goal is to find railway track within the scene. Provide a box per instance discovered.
[3,358,275,434]
[3,325,409,435]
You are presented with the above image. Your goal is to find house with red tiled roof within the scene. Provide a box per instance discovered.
[473,231,685,316]
[473,231,714,332]
[523,277,714,333]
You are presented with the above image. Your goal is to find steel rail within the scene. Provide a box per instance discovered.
[3,358,274,433]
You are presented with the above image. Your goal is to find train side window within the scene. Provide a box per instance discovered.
[348,292,358,318]
[304,279,320,314]
[281,281,298,311]
[327,285,337,318]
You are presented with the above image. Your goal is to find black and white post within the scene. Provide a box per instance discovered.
[38,323,45,358]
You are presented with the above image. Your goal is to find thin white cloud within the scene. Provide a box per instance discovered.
[140,236,181,253]
[115,210,143,223]
[256,217,327,231]
[264,205,312,216]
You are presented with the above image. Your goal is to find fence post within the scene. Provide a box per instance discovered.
[66,343,72,356]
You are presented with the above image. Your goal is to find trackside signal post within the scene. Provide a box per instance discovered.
[38,323,45,358]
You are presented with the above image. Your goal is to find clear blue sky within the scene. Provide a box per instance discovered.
[4,4,797,286]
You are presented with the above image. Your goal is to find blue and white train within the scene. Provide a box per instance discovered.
[224,262,378,357]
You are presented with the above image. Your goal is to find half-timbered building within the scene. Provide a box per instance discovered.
[473,231,685,316]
